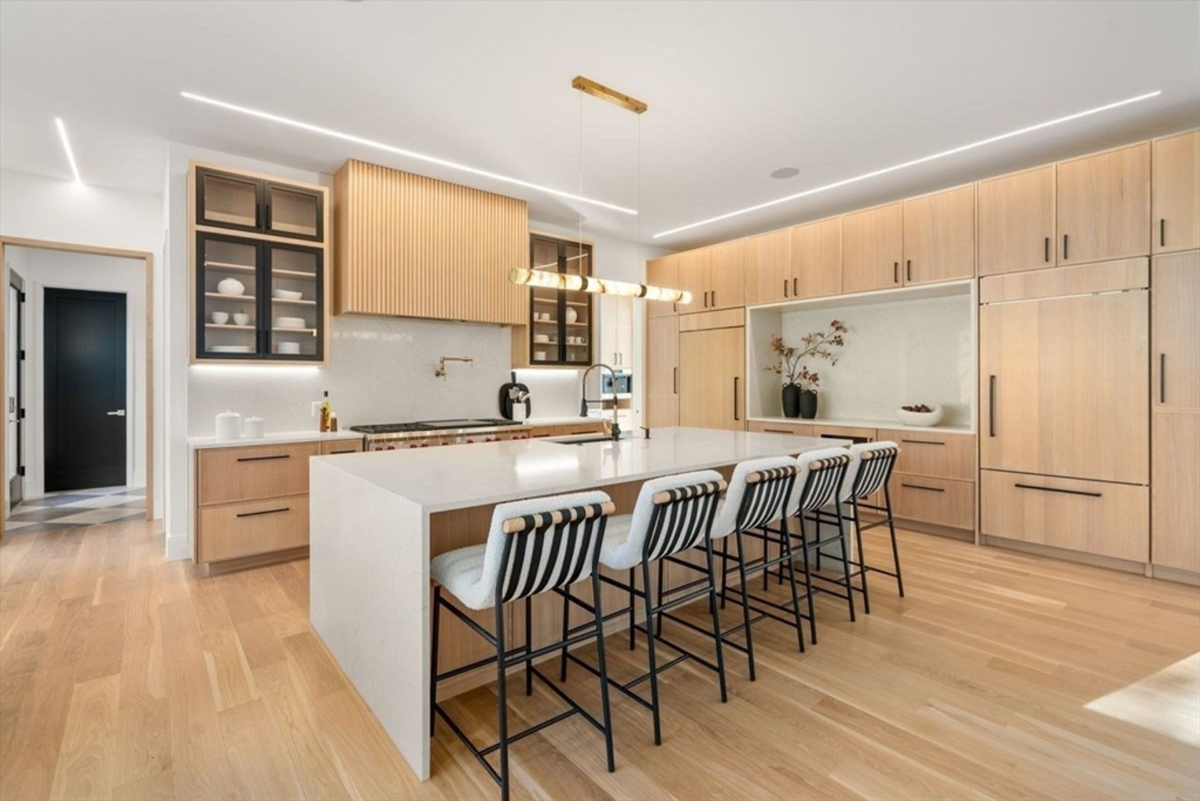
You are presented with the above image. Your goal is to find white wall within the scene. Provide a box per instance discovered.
[4,247,147,496]
[0,168,165,518]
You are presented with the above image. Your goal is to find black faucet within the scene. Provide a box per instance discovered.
[580,363,622,441]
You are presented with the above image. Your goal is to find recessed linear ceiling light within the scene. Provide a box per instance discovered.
[180,91,637,215]
[655,90,1162,239]
[54,117,82,183]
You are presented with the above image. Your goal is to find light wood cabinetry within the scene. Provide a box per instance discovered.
[791,217,842,299]
[198,442,317,506]
[981,470,1149,563]
[812,425,876,443]
[333,159,527,324]
[842,203,904,294]
[646,315,679,427]
[977,165,1057,276]
[877,429,974,481]
[901,185,976,284]
[1152,130,1200,254]
[1152,411,1200,572]
[600,295,633,368]
[678,248,712,313]
[679,326,744,430]
[1152,251,1200,410]
[320,439,363,455]
[980,285,1149,485]
[747,420,814,436]
[646,255,680,318]
[745,229,791,305]
[1056,143,1151,265]
[888,475,974,531]
[708,239,747,310]
[198,496,310,564]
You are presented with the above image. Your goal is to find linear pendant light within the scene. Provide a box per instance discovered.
[654,89,1162,239]
[180,91,637,215]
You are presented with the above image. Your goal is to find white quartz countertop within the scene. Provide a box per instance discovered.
[316,426,839,512]
[522,415,606,426]
[188,430,363,450]
[749,416,975,435]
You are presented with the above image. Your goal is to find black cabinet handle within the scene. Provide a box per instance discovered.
[900,438,944,446]
[1063,234,1069,260]
[763,428,793,434]
[265,204,272,230]
[733,377,740,421]
[901,483,944,493]
[783,279,789,298]
[893,262,899,283]
[906,260,912,282]
[255,203,262,228]
[711,290,716,307]
[1014,483,1101,499]
[793,277,798,296]
[673,367,678,395]
[988,375,997,437]
[1160,353,1166,403]
[1160,219,1166,247]
[328,449,357,455]
[237,506,291,518]
[704,291,710,308]
[1044,237,1050,262]
[237,454,291,462]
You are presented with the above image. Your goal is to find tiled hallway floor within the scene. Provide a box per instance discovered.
[5,485,146,534]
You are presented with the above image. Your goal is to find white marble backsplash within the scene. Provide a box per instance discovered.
[188,314,513,436]
[776,294,973,426]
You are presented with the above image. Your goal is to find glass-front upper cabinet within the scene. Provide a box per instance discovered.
[265,183,323,241]
[526,233,594,366]
[195,168,324,242]
[266,244,324,360]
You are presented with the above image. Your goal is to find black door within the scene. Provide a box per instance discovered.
[44,288,126,491]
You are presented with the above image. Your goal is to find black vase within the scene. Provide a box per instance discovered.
[799,389,818,420]
[782,384,801,418]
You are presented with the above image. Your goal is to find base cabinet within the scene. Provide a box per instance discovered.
[1152,412,1200,573]
[679,326,744,430]
[198,496,309,564]
[888,474,974,530]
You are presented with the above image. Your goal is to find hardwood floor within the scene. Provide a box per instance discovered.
[1,518,1197,800]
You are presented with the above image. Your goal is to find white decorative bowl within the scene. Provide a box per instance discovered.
[210,311,230,325]
[232,313,251,326]
[274,316,306,329]
[896,404,944,427]
[216,277,245,296]
[275,342,301,355]
[273,288,304,300]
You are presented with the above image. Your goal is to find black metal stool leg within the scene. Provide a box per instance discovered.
[494,599,510,801]
[799,515,817,646]
[702,536,729,703]
[815,510,824,573]
[430,586,441,736]
[641,560,663,745]
[628,568,637,650]
[734,527,757,681]
[559,588,571,681]
[719,536,730,609]
[590,570,616,772]
[884,486,905,597]
[656,559,666,637]
[780,518,806,653]
[851,498,871,615]
[835,502,856,622]
[524,596,533,695]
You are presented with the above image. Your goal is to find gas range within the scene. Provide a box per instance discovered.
[350,418,525,450]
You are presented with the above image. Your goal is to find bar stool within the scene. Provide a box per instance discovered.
[678,457,803,680]
[561,471,727,746]
[822,441,902,615]
[430,491,617,801]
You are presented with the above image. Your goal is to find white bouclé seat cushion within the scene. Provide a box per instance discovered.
[709,456,797,540]
[839,441,897,501]
[430,490,612,610]
[599,470,723,570]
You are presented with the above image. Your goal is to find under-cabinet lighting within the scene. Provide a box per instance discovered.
[54,118,82,183]
[508,267,692,305]
[180,91,638,216]
[189,364,321,376]
[654,90,1162,239]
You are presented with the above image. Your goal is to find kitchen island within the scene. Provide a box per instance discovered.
[309,426,844,780]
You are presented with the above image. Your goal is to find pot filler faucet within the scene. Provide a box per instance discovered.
[580,363,622,441]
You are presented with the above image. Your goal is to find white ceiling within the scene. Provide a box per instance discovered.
[2,1,1198,250]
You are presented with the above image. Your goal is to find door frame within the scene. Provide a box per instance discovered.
[0,236,155,539]
[7,268,24,508]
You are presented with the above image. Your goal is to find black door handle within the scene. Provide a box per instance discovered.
[1014,483,1101,499]
[783,279,788,298]
[1044,237,1050,262]
[988,375,997,437]
[901,483,944,493]
[893,262,899,283]
[793,277,798,296]
[1160,353,1166,403]
[733,377,740,422]
[236,506,291,518]
[673,367,678,395]
[265,204,272,230]
[1063,233,1069,260]
[237,454,291,462]
[711,290,716,307]
[328,449,358,455]
[906,260,912,282]
[1160,219,1166,247]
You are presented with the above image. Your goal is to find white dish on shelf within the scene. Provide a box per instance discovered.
[895,404,944,427]
[216,277,246,296]
[533,334,551,343]
[274,316,307,329]
[232,313,251,326]
[275,342,301,355]
[533,351,547,361]
[272,288,304,300]
[210,311,230,325]
[209,345,254,354]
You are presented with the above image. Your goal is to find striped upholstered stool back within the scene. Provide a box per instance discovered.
[843,441,899,501]
[495,499,617,605]
[642,476,727,563]
[793,449,854,514]
[733,465,800,533]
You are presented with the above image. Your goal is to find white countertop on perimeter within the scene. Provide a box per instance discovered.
[749,416,975,435]
[314,426,841,512]
[187,429,363,450]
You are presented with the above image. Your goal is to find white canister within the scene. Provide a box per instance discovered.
[215,411,241,442]
[244,416,265,439]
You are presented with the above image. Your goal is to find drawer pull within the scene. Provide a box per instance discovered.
[237,454,291,463]
[328,449,357,454]
[1014,483,1101,499]
[236,506,291,518]
[1044,236,1050,262]
[901,483,944,493]
[900,438,944,446]
[763,428,792,434]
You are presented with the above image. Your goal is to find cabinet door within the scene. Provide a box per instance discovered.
[196,233,263,360]
[1057,142,1151,265]
[678,248,712,313]
[842,203,903,293]
[679,327,744,430]
[902,185,976,284]
[978,165,1056,276]
[980,291,1149,484]
[196,168,262,234]
[265,182,323,241]
[1152,411,1200,571]
[708,239,746,310]
[745,229,791,305]
[646,315,679,427]
[266,244,324,361]
[791,217,842,299]
[646,255,680,318]
[1152,130,1200,254]
[1152,250,1200,410]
